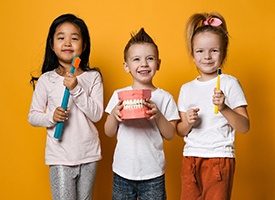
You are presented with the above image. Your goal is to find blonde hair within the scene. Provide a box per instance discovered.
[186,12,229,65]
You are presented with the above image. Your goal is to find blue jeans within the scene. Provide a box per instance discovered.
[112,173,167,200]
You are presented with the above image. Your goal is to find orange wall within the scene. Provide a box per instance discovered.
[1,0,274,199]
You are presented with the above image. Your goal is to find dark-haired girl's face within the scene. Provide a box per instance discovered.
[52,22,83,67]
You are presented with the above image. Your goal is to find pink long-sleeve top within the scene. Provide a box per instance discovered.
[28,70,103,165]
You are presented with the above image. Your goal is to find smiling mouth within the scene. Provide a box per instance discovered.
[203,61,215,64]
[62,49,73,53]
[138,70,151,74]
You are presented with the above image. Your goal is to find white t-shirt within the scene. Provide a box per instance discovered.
[105,86,180,180]
[28,70,103,165]
[178,74,247,158]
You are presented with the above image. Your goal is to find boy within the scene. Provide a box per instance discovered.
[104,28,179,200]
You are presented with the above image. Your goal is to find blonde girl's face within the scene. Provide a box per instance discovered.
[123,43,160,89]
[192,32,223,81]
[52,22,83,67]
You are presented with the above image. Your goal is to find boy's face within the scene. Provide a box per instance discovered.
[124,43,160,87]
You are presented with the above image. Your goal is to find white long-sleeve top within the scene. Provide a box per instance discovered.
[28,70,103,165]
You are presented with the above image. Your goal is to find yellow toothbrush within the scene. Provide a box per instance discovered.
[214,68,222,114]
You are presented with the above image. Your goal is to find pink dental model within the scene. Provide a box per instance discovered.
[118,89,152,119]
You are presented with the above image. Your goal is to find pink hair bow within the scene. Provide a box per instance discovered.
[203,17,222,26]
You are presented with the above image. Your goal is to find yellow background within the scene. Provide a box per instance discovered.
[1,0,274,199]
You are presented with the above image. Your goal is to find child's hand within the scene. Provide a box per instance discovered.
[144,99,160,120]
[53,107,69,122]
[110,100,124,122]
[213,88,226,111]
[185,108,200,126]
[64,72,78,90]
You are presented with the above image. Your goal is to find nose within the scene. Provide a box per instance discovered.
[141,59,149,67]
[64,38,72,46]
[204,52,211,60]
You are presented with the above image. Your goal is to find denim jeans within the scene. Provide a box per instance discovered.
[112,173,166,200]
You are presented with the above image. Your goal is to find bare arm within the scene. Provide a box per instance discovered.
[220,105,250,133]
[145,100,177,140]
[177,108,200,137]
[104,101,123,137]
[155,115,177,140]
[213,89,250,133]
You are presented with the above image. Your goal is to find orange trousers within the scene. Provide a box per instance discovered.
[180,156,235,200]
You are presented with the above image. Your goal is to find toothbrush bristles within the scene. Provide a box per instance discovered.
[72,57,81,68]
[217,68,222,75]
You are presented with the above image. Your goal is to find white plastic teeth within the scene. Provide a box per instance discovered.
[122,99,146,110]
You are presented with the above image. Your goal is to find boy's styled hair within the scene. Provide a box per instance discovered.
[123,28,159,61]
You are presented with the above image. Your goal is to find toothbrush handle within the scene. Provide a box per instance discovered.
[214,75,220,114]
[54,67,75,139]
[214,105,219,114]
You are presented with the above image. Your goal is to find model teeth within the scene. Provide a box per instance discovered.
[122,99,146,110]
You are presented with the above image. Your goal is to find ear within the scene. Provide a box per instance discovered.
[49,39,54,51]
[157,59,161,71]
[123,62,130,73]
[83,43,86,51]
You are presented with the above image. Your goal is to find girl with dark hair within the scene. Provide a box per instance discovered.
[28,14,103,200]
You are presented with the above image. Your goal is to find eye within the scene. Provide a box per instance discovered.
[147,56,155,61]
[195,50,203,53]
[72,37,79,41]
[132,57,140,62]
[57,37,64,40]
